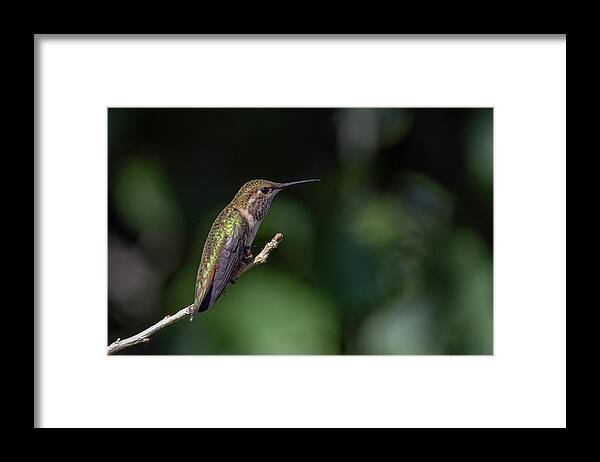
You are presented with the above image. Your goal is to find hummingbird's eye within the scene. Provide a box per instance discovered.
[260,187,270,194]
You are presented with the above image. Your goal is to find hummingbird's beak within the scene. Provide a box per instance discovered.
[276,179,322,190]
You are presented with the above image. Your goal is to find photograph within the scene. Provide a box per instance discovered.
[107,107,493,355]
[36,35,566,429]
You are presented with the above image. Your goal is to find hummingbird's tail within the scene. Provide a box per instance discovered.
[189,298,201,322]
[189,304,198,322]
[189,284,214,322]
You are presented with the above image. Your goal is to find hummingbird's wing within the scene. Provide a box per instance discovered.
[210,211,249,304]
[191,207,248,320]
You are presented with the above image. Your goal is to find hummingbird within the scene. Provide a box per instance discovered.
[190,178,321,321]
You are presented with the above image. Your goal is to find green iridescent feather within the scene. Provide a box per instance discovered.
[192,206,248,319]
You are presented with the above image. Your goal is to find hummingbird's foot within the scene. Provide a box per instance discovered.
[242,246,254,264]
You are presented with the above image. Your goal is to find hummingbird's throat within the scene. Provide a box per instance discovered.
[243,193,274,222]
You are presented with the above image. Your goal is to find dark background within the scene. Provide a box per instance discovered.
[108,108,493,354]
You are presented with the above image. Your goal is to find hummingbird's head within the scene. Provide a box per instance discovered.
[233,178,321,220]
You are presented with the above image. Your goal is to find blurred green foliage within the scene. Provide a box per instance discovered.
[108,108,493,355]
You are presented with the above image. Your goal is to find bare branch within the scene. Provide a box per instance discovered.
[107,305,193,355]
[107,233,284,355]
